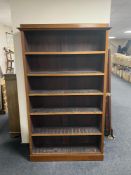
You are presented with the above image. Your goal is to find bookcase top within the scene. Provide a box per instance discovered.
[18,23,110,31]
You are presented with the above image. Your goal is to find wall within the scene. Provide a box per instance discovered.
[10,0,111,143]
[0,25,13,74]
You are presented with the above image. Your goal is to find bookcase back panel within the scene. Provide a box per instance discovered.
[31,115,101,127]
[32,136,100,147]
[29,96,102,108]
[27,54,104,72]
[28,76,103,91]
[24,30,105,52]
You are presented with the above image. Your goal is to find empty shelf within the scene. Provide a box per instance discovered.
[27,70,104,76]
[25,51,106,55]
[29,89,103,96]
[32,146,100,154]
[30,107,102,115]
[32,127,101,136]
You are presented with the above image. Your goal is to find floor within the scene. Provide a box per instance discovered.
[0,75,131,175]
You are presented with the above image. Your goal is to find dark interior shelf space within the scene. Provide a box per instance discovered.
[32,135,101,153]
[31,115,101,126]
[24,30,105,52]
[31,115,101,135]
[29,89,103,96]
[28,76,103,91]
[26,54,104,72]
[29,96,102,109]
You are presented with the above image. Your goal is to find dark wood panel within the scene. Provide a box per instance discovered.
[29,96,103,109]
[31,115,101,127]
[27,54,104,72]
[28,76,103,91]
[32,135,101,147]
[24,30,105,52]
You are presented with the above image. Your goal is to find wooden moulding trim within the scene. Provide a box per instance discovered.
[18,23,110,31]
[30,153,104,161]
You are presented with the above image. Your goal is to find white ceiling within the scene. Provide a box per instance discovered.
[0,0,131,39]
[110,0,131,39]
[0,0,11,26]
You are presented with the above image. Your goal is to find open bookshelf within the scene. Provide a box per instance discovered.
[19,23,109,161]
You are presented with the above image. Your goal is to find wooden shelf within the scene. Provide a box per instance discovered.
[25,51,106,55]
[27,70,104,77]
[32,126,101,136]
[29,89,103,96]
[30,107,102,115]
[32,146,100,154]
[31,145,103,161]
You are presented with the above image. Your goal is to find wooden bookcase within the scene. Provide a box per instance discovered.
[19,24,109,161]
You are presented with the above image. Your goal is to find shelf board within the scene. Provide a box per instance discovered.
[25,51,106,55]
[32,146,100,154]
[32,126,101,136]
[30,107,102,115]
[27,70,104,77]
[29,89,103,96]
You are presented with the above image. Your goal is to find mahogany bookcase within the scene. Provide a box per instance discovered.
[19,24,109,161]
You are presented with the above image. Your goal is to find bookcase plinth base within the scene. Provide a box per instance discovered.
[30,153,104,161]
